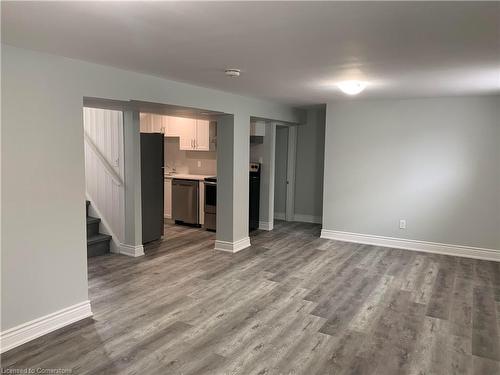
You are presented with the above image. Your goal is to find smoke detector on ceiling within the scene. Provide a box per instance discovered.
[225,68,241,78]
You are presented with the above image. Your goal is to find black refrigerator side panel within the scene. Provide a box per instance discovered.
[140,133,164,244]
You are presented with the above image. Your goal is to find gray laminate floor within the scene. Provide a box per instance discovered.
[2,221,500,374]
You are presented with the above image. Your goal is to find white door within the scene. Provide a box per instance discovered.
[164,178,172,219]
[195,120,210,151]
[273,125,297,222]
[274,126,288,220]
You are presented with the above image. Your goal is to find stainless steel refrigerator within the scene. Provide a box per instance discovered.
[140,133,164,244]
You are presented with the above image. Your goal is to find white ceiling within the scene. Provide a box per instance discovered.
[2,1,499,105]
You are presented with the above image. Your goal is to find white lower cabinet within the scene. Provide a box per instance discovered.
[164,177,172,219]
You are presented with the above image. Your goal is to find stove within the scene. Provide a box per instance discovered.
[204,176,217,231]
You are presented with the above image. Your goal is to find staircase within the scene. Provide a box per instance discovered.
[86,200,112,257]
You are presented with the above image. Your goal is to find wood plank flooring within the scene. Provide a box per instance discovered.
[2,221,500,374]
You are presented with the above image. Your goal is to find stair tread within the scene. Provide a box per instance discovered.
[87,216,101,224]
[87,233,112,245]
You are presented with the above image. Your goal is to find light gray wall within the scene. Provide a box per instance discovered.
[294,106,326,220]
[1,45,299,332]
[323,96,500,250]
[274,126,288,216]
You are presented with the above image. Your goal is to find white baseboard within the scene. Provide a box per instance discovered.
[0,300,93,353]
[320,229,500,262]
[293,213,322,224]
[118,243,145,257]
[274,212,286,220]
[258,221,273,231]
[215,237,251,253]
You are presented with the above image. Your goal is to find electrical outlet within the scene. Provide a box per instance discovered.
[399,219,406,229]
[258,157,263,164]
[197,160,201,168]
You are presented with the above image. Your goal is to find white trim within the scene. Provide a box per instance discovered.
[0,300,93,353]
[320,229,500,262]
[258,221,273,231]
[215,237,251,253]
[118,243,145,257]
[274,212,286,220]
[293,214,322,224]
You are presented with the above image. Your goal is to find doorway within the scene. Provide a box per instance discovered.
[274,125,297,222]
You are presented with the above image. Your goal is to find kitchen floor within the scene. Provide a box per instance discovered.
[2,221,499,374]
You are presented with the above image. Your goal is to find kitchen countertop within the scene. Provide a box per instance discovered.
[164,173,214,181]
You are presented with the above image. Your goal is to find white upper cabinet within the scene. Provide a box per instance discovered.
[195,120,210,151]
[152,114,165,133]
[140,113,152,132]
[140,113,165,133]
[173,117,196,150]
[166,116,213,151]
[250,121,266,136]
[142,114,215,151]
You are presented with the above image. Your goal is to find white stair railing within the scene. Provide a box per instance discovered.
[84,132,124,187]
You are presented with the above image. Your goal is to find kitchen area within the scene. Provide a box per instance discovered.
[140,111,263,245]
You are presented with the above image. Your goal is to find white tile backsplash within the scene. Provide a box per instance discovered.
[165,137,216,175]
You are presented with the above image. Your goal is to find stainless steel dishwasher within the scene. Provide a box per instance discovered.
[172,179,199,225]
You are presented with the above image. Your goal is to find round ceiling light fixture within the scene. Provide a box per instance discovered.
[337,80,367,95]
[225,68,241,78]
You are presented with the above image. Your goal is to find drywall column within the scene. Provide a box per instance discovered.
[122,110,144,257]
[215,113,251,252]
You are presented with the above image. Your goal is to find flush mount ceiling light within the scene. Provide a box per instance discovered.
[225,68,241,78]
[337,80,367,95]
